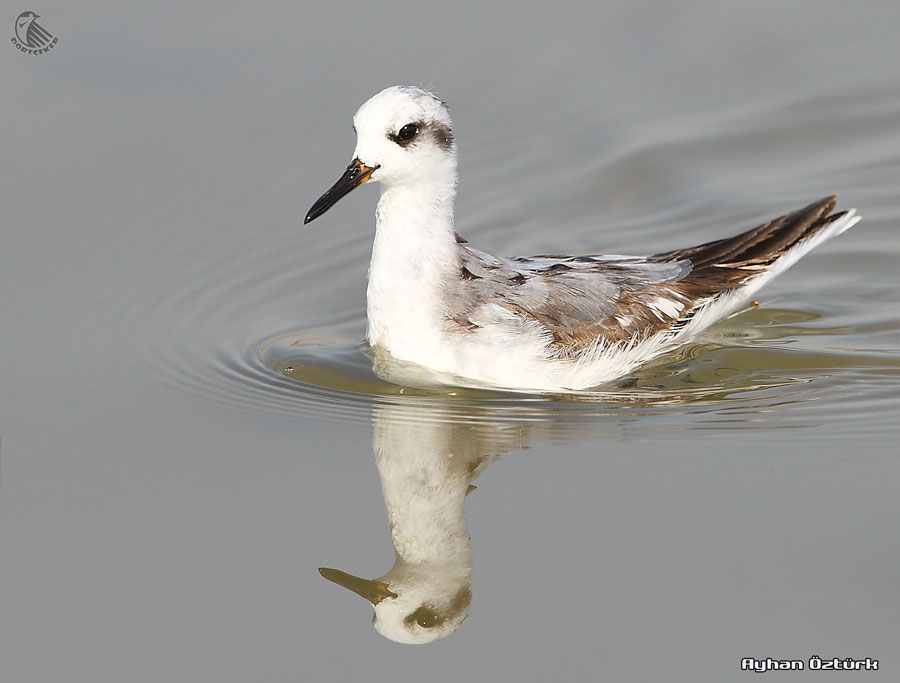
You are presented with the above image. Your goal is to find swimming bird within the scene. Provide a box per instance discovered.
[305,86,860,392]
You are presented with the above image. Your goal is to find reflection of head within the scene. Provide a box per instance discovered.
[319,400,526,643]
[378,587,473,644]
[372,575,473,645]
[319,565,472,644]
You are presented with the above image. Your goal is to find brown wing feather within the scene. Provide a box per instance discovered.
[643,195,849,315]
[653,196,839,268]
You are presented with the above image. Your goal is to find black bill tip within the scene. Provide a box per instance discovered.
[304,159,379,225]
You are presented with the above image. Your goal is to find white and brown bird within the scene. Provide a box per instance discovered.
[305,86,860,392]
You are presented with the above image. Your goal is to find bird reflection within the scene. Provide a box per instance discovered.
[311,303,853,642]
[319,401,527,644]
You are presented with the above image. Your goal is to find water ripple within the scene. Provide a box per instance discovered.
[97,85,900,442]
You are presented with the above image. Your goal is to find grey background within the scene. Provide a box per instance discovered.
[2,1,899,681]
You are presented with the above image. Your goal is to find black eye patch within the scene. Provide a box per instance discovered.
[389,122,421,146]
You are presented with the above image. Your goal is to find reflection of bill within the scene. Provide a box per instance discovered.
[319,401,527,644]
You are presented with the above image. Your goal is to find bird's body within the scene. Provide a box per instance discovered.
[306,86,860,393]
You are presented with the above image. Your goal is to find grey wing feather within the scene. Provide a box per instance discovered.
[450,246,694,353]
[448,196,847,356]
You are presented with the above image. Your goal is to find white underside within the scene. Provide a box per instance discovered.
[368,207,859,394]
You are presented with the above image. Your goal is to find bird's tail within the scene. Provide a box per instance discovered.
[651,196,859,337]
[654,196,858,272]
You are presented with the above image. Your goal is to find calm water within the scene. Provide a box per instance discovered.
[3,1,899,680]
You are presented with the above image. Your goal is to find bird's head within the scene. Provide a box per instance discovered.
[305,86,457,224]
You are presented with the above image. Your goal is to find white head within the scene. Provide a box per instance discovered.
[305,86,457,224]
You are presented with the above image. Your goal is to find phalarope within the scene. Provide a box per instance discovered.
[305,86,860,392]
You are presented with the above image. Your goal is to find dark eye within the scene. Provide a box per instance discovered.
[405,606,439,629]
[397,123,418,141]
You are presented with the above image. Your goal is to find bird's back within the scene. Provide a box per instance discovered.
[437,196,858,390]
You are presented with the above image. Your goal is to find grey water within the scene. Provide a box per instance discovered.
[2,0,899,680]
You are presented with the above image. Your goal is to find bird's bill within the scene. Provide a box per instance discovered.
[304,158,379,224]
[318,567,397,604]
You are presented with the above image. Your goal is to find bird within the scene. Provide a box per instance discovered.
[304,86,860,393]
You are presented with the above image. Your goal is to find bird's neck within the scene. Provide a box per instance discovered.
[366,180,459,352]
